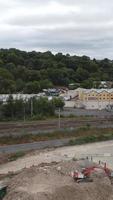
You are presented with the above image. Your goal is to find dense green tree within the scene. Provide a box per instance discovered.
[75,67,89,82]
[0,96,60,120]
[81,79,93,89]
[0,68,14,80]
[39,79,53,89]
[33,97,55,116]
[1,95,14,118]
[0,68,16,93]
[51,97,65,109]
[16,79,25,92]
[47,67,70,86]
[0,48,113,93]
[24,81,40,94]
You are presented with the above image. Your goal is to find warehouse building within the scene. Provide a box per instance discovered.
[77,88,113,110]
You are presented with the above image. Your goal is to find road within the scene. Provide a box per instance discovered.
[0,140,113,174]
[0,138,70,153]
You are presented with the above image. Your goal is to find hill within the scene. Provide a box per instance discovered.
[0,48,113,93]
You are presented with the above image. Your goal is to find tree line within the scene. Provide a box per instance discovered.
[0,48,113,93]
[0,96,64,121]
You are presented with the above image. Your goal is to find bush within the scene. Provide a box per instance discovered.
[69,133,113,146]
[31,114,46,120]
[51,97,65,109]
[0,96,57,121]
[9,152,25,161]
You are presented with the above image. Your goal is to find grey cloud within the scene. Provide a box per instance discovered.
[0,0,113,58]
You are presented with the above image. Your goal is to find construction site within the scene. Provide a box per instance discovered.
[1,141,113,200]
[1,159,113,200]
[0,103,113,200]
[0,110,113,199]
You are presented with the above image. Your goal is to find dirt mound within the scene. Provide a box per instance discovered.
[4,160,113,200]
[0,153,9,165]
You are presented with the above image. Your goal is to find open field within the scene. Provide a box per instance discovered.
[1,127,113,146]
[0,116,113,138]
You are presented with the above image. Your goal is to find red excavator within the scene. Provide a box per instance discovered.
[71,163,112,183]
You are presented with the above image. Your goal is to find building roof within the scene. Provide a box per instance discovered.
[78,88,113,94]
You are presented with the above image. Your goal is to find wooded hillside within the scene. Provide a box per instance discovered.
[0,48,113,93]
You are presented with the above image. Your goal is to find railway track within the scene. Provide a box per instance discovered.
[0,118,113,136]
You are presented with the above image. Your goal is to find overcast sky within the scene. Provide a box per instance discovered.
[0,0,113,59]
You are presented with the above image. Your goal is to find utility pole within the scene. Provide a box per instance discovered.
[23,102,26,122]
[31,98,33,118]
[58,107,61,129]
[23,102,26,134]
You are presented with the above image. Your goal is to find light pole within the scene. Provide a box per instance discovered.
[31,98,33,118]
[23,102,26,122]
[58,107,61,129]
[23,101,26,134]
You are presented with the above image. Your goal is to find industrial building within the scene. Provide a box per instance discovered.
[62,88,113,110]
[78,88,113,110]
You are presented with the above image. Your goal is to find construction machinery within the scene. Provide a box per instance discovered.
[71,163,113,183]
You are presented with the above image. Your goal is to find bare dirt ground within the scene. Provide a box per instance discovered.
[3,160,113,200]
[1,141,113,199]
[1,140,113,175]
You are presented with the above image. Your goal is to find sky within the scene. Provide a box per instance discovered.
[0,0,113,59]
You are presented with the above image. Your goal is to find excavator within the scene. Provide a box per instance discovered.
[71,163,113,183]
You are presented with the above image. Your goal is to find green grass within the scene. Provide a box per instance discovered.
[0,126,91,145]
[8,151,25,161]
[0,114,96,123]
[1,127,113,146]
[69,133,113,146]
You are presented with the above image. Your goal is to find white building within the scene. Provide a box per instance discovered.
[0,93,45,103]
